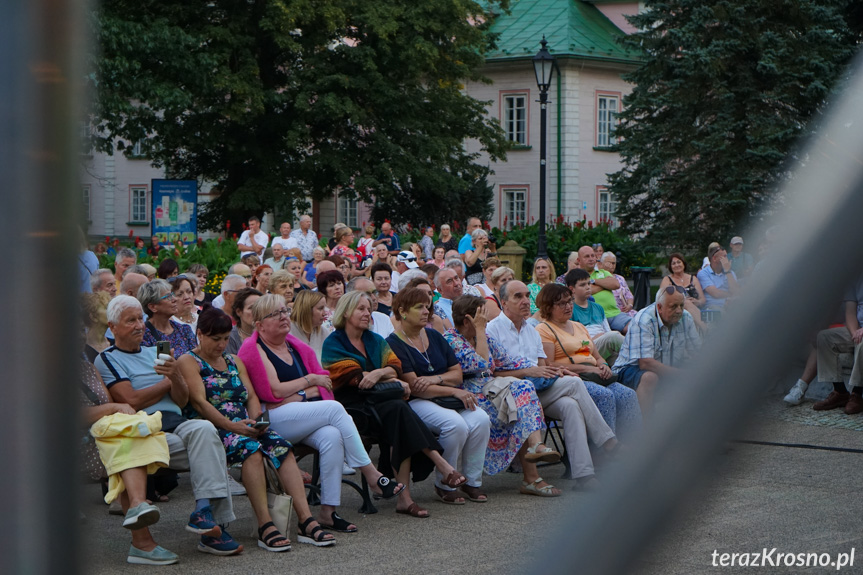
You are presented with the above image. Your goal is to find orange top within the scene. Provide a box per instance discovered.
[535,321,597,366]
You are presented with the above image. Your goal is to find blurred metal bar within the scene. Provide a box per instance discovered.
[536,55,863,574]
[0,0,85,573]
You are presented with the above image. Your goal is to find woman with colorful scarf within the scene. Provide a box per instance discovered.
[322,291,467,518]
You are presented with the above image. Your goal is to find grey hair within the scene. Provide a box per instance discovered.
[332,290,373,330]
[123,264,149,278]
[445,258,465,274]
[345,276,373,292]
[139,263,157,278]
[490,266,514,285]
[137,279,171,317]
[312,246,325,257]
[90,268,113,291]
[498,280,513,302]
[567,251,579,265]
[600,251,617,262]
[117,247,137,262]
[471,228,488,240]
[434,266,457,289]
[221,274,247,293]
[398,268,427,291]
[107,294,142,325]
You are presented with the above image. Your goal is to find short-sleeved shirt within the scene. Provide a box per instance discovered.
[458,234,473,255]
[290,229,319,261]
[237,230,269,258]
[271,236,299,252]
[535,321,597,366]
[387,328,458,377]
[728,252,754,278]
[486,313,545,366]
[590,269,622,319]
[696,267,737,310]
[95,345,182,415]
[376,232,401,252]
[612,303,701,372]
[846,275,863,325]
[571,300,609,339]
[264,257,286,271]
[434,298,454,324]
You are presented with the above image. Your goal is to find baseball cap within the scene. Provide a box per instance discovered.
[730,236,743,245]
[397,251,419,269]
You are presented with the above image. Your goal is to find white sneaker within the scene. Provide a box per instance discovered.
[784,380,808,406]
[227,474,246,496]
[342,463,356,475]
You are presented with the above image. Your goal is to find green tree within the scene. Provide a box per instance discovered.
[88,0,509,231]
[608,0,861,252]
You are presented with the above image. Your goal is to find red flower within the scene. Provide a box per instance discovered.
[128,229,134,238]
[407,223,413,231]
[218,237,223,244]
[197,237,203,245]
[588,220,594,229]
[384,218,390,224]
[242,222,247,230]
[104,236,110,243]
[503,215,508,226]
[232,233,238,239]
[226,220,231,231]
[483,220,489,230]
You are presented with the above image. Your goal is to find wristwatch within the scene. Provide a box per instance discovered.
[297,390,307,402]
[589,279,596,285]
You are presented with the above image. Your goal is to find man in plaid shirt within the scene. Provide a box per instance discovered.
[612,286,702,417]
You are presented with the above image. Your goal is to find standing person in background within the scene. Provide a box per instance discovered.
[377,221,401,253]
[328,223,347,252]
[330,227,358,265]
[436,224,458,254]
[418,227,435,260]
[728,236,754,280]
[270,222,298,252]
[457,218,482,257]
[463,230,491,286]
[291,214,319,262]
[147,236,162,257]
[236,216,268,260]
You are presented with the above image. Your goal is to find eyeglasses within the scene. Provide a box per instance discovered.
[263,308,289,320]
[239,274,252,279]
[223,289,239,295]
[554,299,574,308]
[663,286,686,295]
[159,292,177,301]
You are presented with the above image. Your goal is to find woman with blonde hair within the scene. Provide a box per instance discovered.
[81,291,113,363]
[289,290,333,360]
[527,257,556,314]
[484,266,514,321]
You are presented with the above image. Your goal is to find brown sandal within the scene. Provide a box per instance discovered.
[442,470,467,488]
[459,484,488,503]
[434,486,465,505]
[395,502,430,518]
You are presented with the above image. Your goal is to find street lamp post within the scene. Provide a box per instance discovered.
[533,36,555,259]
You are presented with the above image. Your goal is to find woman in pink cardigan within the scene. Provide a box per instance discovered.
[238,294,403,533]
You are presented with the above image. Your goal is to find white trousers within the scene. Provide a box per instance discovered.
[268,400,371,507]
[537,376,616,479]
[409,398,491,490]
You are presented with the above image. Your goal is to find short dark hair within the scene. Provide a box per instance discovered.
[421,263,440,277]
[563,268,590,287]
[248,215,261,224]
[197,307,233,336]
[392,287,432,319]
[668,252,687,272]
[316,269,345,293]
[405,276,432,290]
[370,262,392,279]
[156,258,179,280]
[451,295,486,328]
[536,283,571,320]
[169,274,196,294]
[231,287,263,323]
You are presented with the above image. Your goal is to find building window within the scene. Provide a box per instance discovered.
[596,93,620,148]
[597,187,618,227]
[82,185,91,221]
[502,187,527,229]
[130,141,145,158]
[339,196,358,229]
[131,187,148,222]
[502,94,527,145]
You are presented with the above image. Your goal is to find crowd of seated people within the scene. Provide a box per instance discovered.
[91,218,849,566]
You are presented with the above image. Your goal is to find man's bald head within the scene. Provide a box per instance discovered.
[316,260,337,274]
[120,273,149,297]
[577,246,597,272]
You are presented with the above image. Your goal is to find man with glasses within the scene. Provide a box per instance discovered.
[612,286,702,416]
[345,277,394,338]
[211,274,247,312]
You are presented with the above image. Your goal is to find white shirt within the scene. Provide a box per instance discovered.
[212,294,225,310]
[271,236,299,251]
[486,312,545,366]
[238,230,269,258]
[371,311,394,339]
[390,271,400,293]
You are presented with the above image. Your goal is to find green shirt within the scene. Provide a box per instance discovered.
[590,269,621,318]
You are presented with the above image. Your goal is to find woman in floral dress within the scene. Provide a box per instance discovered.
[178,307,336,551]
[443,295,562,497]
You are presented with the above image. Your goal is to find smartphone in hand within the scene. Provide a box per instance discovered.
[156,340,171,358]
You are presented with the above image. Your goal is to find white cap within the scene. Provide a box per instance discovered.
[397,251,419,269]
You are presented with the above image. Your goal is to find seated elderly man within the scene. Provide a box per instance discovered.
[697,244,739,311]
[95,295,242,556]
[564,269,624,365]
[486,280,619,488]
[812,274,863,414]
[91,268,118,298]
[211,273,248,311]
[612,286,702,417]
[576,245,631,334]
[433,267,463,327]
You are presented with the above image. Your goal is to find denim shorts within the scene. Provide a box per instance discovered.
[615,363,648,390]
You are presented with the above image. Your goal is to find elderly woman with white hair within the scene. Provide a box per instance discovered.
[138,279,198,358]
[463,229,491,285]
[599,252,637,318]
[237,294,405,533]
[556,251,581,284]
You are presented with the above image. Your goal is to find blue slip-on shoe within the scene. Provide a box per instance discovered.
[198,529,244,556]
[122,502,160,530]
[127,545,179,565]
[186,506,221,537]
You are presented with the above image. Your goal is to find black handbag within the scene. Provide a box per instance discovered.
[431,396,465,410]
[359,380,405,403]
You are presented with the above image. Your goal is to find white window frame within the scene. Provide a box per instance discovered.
[339,195,359,229]
[130,141,144,157]
[82,185,91,221]
[502,187,528,229]
[502,93,528,145]
[596,93,620,148]
[131,186,149,222]
[597,186,619,228]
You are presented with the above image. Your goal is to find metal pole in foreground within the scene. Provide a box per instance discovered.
[533,37,555,260]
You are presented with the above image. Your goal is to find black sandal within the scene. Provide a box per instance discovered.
[297,517,335,547]
[257,521,291,552]
[374,476,404,500]
[320,511,358,533]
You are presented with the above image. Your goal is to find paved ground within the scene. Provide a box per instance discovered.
[81,394,863,574]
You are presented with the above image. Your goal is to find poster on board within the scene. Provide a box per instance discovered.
[151,179,197,245]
